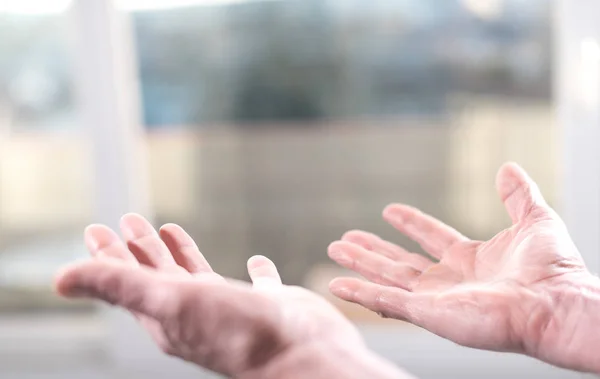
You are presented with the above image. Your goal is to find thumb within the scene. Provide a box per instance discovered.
[54,259,174,320]
[247,255,282,289]
[496,162,549,223]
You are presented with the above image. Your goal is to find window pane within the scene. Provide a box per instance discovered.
[0,9,94,313]
[133,0,555,313]
[0,1,560,377]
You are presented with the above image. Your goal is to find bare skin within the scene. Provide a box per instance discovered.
[54,214,412,379]
[329,162,600,373]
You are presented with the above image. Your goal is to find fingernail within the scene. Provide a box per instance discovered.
[120,224,136,240]
[382,207,398,220]
[329,250,352,266]
[331,285,352,298]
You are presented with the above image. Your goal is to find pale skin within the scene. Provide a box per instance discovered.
[328,162,600,374]
[55,162,600,377]
[54,214,412,379]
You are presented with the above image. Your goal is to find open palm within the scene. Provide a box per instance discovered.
[328,163,589,367]
[55,214,367,377]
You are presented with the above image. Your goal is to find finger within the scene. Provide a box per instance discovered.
[496,162,549,223]
[159,224,213,274]
[329,277,431,325]
[85,225,161,334]
[54,259,175,321]
[341,230,434,270]
[85,224,138,265]
[247,255,282,289]
[120,213,177,269]
[328,241,421,290]
[383,204,468,259]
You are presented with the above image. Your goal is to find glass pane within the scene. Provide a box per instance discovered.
[1,1,561,377]
[132,0,554,320]
[0,6,96,314]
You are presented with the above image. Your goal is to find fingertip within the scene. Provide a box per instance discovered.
[498,161,523,176]
[84,223,106,235]
[119,213,141,232]
[84,224,121,252]
[327,240,345,254]
[158,223,182,240]
[328,277,358,299]
[382,203,397,219]
[341,230,375,249]
[120,212,142,224]
[53,265,71,296]
[159,223,180,233]
[496,162,551,223]
[247,255,282,287]
[247,255,274,270]
[53,261,89,298]
[159,223,196,246]
[328,241,360,264]
[496,162,528,200]
[120,213,156,240]
[341,229,363,240]
[382,203,414,221]
[328,277,344,288]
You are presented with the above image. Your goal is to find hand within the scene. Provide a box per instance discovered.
[328,162,600,373]
[55,214,409,379]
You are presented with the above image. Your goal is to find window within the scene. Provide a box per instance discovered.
[3,1,579,378]
[0,6,92,314]
[135,0,556,294]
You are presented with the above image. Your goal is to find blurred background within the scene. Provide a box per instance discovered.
[0,0,597,378]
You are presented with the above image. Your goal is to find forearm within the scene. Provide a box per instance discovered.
[240,341,415,379]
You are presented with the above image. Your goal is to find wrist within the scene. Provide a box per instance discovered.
[239,339,413,379]
[533,273,600,373]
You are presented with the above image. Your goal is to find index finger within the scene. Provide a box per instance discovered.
[54,259,176,321]
[383,204,468,259]
[85,224,138,265]
[159,223,214,274]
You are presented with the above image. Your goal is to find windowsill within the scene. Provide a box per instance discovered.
[0,312,582,378]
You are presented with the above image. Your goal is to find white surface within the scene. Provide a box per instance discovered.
[556,0,600,275]
[0,317,582,378]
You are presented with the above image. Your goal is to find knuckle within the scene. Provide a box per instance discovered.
[95,270,126,305]
[154,283,189,319]
[373,289,385,309]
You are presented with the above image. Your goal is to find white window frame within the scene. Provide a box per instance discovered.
[555,0,600,274]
